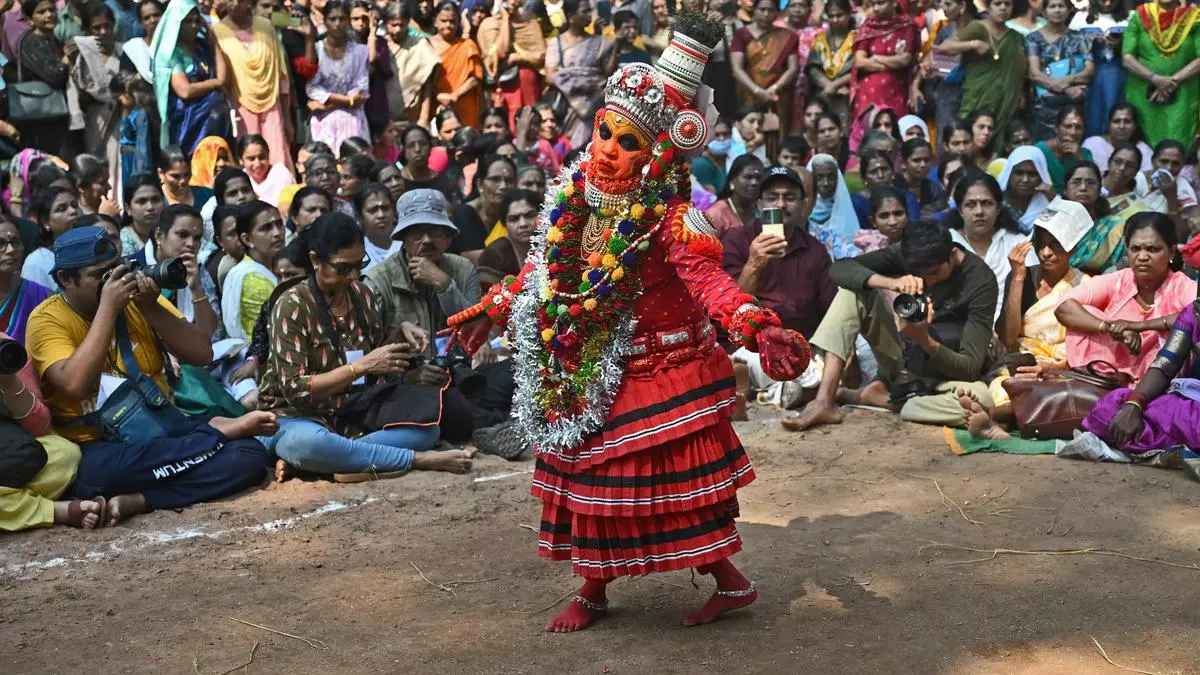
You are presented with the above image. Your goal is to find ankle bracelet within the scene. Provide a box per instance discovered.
[715,582,756,598]
[572,595,608,612]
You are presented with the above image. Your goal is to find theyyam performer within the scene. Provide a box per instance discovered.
[449,10,811,633]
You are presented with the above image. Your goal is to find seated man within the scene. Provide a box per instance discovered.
[364,189,516,444]
[723,166,836,408]
[783,219,999,431]
[26,227,275,524]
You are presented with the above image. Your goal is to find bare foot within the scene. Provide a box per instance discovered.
[545,594,607,633]
[106,494,147,526]
[410,449,475,474]
[780,399,843,432]
[857,380,891,408]
[275,458,292,483]
[966,409,1011,440]
[54,497,105,529]
[209,411,279,440]
[682,583,758,627]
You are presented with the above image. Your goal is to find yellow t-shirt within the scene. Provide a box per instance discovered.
[27,295,184,443]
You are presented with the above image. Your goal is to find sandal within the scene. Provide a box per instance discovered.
[63,496,106,529]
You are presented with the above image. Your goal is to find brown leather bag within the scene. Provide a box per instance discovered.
[1001,360,1131,440]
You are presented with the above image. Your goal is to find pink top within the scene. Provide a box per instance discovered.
[0,330,51,436]
[1061,268,1198,380]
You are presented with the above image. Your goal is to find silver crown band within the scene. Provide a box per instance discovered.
[604,64,670,140]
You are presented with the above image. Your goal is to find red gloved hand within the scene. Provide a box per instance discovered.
[756,326,812,382]
[453,316,494,356]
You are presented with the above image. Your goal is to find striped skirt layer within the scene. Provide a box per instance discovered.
[532,348,754,579]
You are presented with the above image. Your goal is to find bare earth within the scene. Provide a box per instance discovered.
[4,406,1200,674]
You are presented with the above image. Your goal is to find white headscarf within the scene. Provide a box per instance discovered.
[996,145,1053,233]
[898,115,929,141]
[805,154,860,259]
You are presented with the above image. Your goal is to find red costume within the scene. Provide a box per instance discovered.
[451,12,810,631]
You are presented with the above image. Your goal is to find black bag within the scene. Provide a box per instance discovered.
[0,419,48,489]
[9,35,69,123]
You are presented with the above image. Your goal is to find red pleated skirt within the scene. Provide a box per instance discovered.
[532,348,755,579]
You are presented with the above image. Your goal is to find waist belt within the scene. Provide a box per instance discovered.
[629,321,713,357]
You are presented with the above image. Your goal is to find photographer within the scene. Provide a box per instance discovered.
[26,227,275,524]
[783,219,999,432]
[258,213,473,480]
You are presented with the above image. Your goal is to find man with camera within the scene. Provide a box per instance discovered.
[723,166,837,410]
[25,227,276,524]
[365,189,515,443]
[783,219,999,432]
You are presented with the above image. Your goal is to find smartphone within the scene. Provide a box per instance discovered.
[762,208,785,239]
[270,10,299,27]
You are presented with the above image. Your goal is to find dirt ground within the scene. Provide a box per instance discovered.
[4,405,1200,675]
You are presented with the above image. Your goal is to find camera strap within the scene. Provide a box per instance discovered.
[306,276,370,368]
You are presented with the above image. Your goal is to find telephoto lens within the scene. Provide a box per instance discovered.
[892,293,929,323]
[145,257,190,290]
[0,339,28,375]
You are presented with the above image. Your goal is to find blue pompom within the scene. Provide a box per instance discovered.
[617,219,635,236]
[597,284,611,298]
[622,251,638,266]
[588,269,603,283]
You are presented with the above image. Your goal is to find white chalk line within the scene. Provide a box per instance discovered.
[3,468,532,578]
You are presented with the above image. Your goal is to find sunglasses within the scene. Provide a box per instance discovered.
[325,257,369,275]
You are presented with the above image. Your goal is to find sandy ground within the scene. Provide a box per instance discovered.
[4,405,1200,675]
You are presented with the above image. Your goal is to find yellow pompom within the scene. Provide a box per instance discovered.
[583,299,597,311]
[547,227,562,243]
[654,204,666,216]
[602,254,617,269]
[612,267,625,281]
[629,204,645,219]
[562,184,574,197]
[581,270,591,282]
[541,328,555,342]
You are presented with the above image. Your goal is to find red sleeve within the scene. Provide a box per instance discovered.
[730,28,750,54]
[661,225,755,325]
[291,56,318,79]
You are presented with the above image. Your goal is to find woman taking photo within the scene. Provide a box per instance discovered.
[1056,212,1197,380]
[1034,105,1091,191]
[0,217,52,344]
[429,1,483,130]
[1063,159,1144,275]
[21,187,81,289]
[731,0,802,136]
[938,0,1024,153]
[706,155,765,242]
[478,189,538,288]
[356,184,402,271]
[1121,0,1200,148]
[545,0,611,149]
[997,145,1054,232]
[450,154,515,261]
[1082,103,1153,172]
[307,0,373,154]
[806,0,856,125]
[152,0,231,156]
[949,171,1026,320]
[1026,0,1094,140]
[212,0,292,168]
[118,175,165,258]
[222,200,285,341]
[259,212,474,479]
[1071,0,1130,137]
[236,135,293,208]
[850,0,918,138]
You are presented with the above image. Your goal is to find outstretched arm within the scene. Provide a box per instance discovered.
[448,264,533,353]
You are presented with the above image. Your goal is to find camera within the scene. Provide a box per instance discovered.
[893,293,930,322]
[434,344,486,396]
[104,256,189,291]
[0,338,28,375]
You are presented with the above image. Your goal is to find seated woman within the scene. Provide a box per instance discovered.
[1136,140,1198,220]
[339,153,375,203]
[450,154,517,261]
[806,153,859,259]
[895,138,940,216]
[0,218,53,344]
[22,187,83,290]
[190,136,233,191]
[221,201,285,343]
[1082,103,1154,174]
[1082,300,1200,453]
[516,164,547,197]
[851,149,919,228]
[1055,212,1198,381]
[258,212,474,480]
[997,145,1054,233]
[1034,106,1092,192]
[236,135,294,208]
[204,204,244,299]
[853,185,909,254]
[118,175,165,256]
[707,155,765,244]
[134,204,221,337]
[949,170,1027,322]
[357,184,402,270]
[286,186,334,238]
[0,330,111,531]
[959,213,1091,439]
[158,146,214,209]
[478,189,538,288]
[1070,143,1148,274]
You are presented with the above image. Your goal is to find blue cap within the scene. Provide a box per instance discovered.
[393,189,459,239]
[53,226,118,272]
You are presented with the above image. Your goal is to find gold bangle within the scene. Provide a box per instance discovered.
[348,363,358,378]
[1099,321,1108,333]
[192,294,209,304]
[1122,399,1144,413]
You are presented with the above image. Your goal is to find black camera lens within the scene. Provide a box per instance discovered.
[0,339,28,375]
[142,257,190,290]
[893,293,929,322]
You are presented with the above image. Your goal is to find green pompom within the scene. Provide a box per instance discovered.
[608,236,628,254]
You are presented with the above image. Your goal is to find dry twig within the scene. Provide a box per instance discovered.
[227,617,330,650]
[517,524,539,533]
[507,586,578,615]
[410,561,456,595]
[918,542,1200,571]
[193,642,260,675]
[1090,635,1171,675]
[934,481,983,526]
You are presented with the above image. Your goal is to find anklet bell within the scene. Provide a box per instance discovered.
[715,582,756,598]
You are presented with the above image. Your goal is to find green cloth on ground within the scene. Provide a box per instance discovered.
[943,426,1057,455]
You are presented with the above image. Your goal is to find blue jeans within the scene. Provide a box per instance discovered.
[260,417,440,474]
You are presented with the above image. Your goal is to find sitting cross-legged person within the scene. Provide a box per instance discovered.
[25,228,276,525]
[723,166,836,409]
[783,219,999,431]
[257,213,474,482]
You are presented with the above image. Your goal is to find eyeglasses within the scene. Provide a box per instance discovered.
[309,167,338,177]
[325,257,369,275]
[1067,177,1100,188]
[0,238,21,252]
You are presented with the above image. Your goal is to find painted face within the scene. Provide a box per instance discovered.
[587,109,654,188]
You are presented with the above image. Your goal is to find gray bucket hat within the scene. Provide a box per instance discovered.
[393,189,459,240]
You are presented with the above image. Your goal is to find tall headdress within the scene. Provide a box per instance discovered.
[600,12,724,162]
